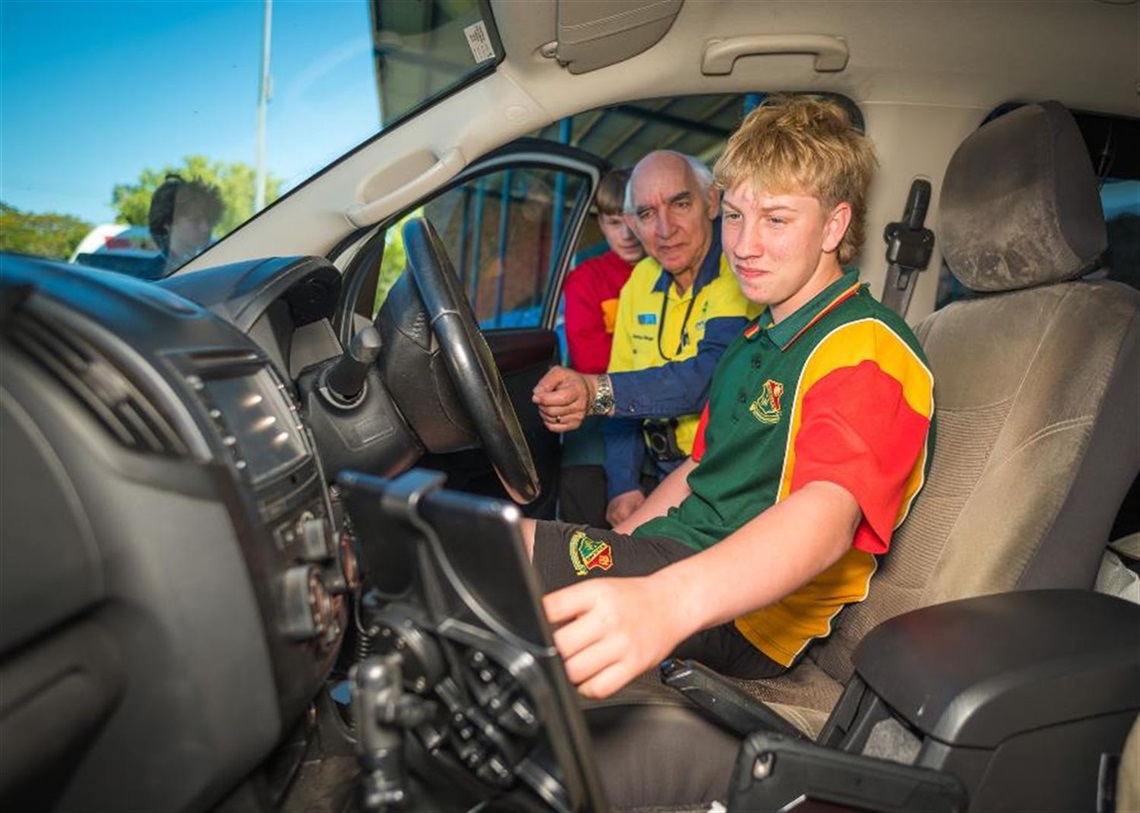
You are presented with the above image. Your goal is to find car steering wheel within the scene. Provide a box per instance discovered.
[396,218,540,504]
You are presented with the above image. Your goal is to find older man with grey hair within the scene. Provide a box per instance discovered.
[534,150,756,525]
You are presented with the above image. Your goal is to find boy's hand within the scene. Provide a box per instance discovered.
[532,366,596,431]
[606,490,645,527]
[542,576,688,698]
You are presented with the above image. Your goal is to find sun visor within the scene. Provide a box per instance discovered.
[555,0,683,74]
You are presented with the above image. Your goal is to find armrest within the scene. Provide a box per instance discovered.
[852,589,1140,747]
[659,658,806,740]
[727,732,967,813]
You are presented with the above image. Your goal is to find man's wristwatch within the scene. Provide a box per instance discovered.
[590,373,614,416]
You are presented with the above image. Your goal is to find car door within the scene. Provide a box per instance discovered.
[341,138,609,517]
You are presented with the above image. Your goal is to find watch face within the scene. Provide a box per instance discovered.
[593,377,613,415]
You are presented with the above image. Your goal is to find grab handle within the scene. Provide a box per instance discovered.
[702,34,849,75]
[347,148,465,227]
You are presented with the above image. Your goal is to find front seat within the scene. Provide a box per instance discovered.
[738,99,1140,733]
[588,100,1140,808]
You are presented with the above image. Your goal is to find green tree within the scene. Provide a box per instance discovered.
[0,202,92,260]
[372,209,424,316]
[373,226,408,316]
[111,156,282,235]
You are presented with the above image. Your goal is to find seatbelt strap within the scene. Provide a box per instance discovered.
[881,179,935,317]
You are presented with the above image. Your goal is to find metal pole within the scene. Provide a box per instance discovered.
[494,170,512,326]
[456,188,471,288]
[255,0,273,213]
[470,179,487,308]
[548,118,572,286]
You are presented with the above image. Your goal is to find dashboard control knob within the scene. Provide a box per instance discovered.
[297,512,333,561]
[339,531,359,589]
[321,531,358,595]
[322,563,347,595]
[280,566,331,641]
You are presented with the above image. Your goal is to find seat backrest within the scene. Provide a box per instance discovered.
[808,101,1140,684]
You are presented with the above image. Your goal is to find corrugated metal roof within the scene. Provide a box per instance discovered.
[530,95,753,169]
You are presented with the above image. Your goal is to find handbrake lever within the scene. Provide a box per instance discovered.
[660,658,807,740]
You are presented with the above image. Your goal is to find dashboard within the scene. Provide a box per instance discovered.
[0,254,411,812]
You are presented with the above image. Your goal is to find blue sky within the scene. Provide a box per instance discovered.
[1,0,380,224]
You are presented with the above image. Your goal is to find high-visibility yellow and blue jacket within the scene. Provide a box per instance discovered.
[604,228,758,498]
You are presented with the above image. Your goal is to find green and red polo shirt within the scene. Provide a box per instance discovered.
[635,270,935,667]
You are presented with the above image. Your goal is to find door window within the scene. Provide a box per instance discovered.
[366,166,592,328]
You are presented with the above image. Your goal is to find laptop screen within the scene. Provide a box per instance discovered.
[338,469,608,813]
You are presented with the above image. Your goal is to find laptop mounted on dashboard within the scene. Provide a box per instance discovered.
[337,469,608,813]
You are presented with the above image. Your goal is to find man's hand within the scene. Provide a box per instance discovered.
[606,490,645,527]
[532,366,598,432]
[543,576,689,698]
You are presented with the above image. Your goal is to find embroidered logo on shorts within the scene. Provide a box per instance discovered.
[749,379,785,424]
[569,530,613,576]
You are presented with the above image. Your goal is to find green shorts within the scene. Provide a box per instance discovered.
[531,520,786,680]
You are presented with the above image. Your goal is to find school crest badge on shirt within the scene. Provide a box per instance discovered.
[569,530,613,576]
[750,379,785,424]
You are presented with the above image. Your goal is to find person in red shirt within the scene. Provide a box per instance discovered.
[559,168,645,526]
[563,168,645,370]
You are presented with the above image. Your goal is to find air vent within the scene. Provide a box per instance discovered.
[6,310,190,457]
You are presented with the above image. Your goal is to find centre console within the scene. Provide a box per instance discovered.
[722,590,1140,812]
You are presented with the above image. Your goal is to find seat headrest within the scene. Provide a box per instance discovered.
[940,101,1107,293]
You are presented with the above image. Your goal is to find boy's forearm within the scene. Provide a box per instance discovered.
[653,481,862,638]
[613,457,696,534]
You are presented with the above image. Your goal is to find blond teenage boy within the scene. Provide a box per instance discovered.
[523,96,935,702]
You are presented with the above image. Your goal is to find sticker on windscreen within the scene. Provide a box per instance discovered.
[464,21,495,63]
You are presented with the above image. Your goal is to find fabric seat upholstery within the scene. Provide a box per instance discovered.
[732,101,1140,736]
[589,101,1140,771]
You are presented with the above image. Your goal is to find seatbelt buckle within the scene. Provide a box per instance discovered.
[883,179,935,271]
